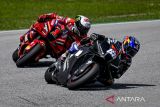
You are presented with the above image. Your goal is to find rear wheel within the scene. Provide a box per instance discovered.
[67,63,99,90]
[12,48,19,62]
[16,44,44,67]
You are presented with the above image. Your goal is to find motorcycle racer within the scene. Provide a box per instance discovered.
[89,33,140,85]
[20,13,91,58]
[51,33,140,86]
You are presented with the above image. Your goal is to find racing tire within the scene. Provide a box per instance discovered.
[44,65,56,84]
[16,44,44,67]
[67,63,99,90]
[12,48,19,63]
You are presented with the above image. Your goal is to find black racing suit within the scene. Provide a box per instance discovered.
[90,33,132,85]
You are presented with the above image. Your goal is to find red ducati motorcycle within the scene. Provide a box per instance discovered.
[12,19,73,67]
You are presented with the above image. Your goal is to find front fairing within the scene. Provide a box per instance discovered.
[56,40,109,85]
[56,46,94,85]
[67,46,93,70]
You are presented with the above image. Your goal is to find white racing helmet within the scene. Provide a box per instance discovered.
[75,15,91,35]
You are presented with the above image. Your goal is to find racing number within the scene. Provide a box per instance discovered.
[107,49,116,58]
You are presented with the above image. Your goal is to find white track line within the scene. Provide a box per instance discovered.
[0,19,160,34]
[92,19,160,26]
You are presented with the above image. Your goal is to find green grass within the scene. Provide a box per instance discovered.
[1,0,160,30]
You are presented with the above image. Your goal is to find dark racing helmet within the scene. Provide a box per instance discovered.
[75,15,91,35]
[122,36,140,58]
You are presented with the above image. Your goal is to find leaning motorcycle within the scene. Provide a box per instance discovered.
[12,19,71,67]
[44,35,113,90]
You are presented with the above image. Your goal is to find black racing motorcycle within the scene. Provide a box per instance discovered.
[44,34,113,89]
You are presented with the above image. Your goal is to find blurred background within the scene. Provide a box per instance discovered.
[0,0,160,30]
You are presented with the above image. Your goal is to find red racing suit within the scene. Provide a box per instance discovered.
[20,13,87,58]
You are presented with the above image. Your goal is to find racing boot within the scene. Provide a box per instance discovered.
[98,67,114,86]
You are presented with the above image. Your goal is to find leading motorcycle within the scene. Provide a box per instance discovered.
[44,34,113,89]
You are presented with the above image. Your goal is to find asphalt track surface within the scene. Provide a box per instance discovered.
[0,20,160,107]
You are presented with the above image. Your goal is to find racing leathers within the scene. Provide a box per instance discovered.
[90,33,132,85]
[20,13,87,58]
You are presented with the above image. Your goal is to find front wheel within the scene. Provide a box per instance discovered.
[44,64,57,84]
[16,44,45,67]
[67,63,99,90]
[12,48,19,63]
